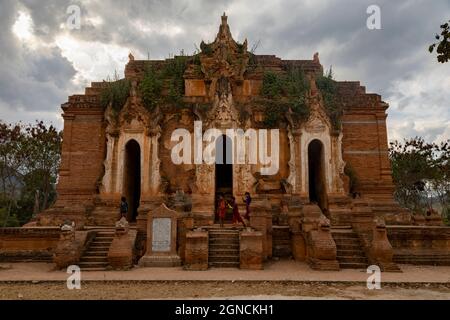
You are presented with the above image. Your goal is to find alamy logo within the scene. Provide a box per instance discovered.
[366,5,381,30]
[171,121,280,175]
[366,265,381,289]
[66,265,81,290]
[66,5,81,30]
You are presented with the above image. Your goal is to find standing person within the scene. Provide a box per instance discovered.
[231,196,246,228]
[242,192,252,220]
[119,196,128,220]
[217,195,226,228]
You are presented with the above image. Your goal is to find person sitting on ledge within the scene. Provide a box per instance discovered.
[119,196,128,221]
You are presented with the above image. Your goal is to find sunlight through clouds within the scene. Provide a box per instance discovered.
[12,10,33,42]
[54,35,130,88]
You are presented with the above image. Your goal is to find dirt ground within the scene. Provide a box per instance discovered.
[0,281,449,300]
[1,261,449,300]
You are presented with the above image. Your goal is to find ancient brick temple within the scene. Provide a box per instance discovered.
[3,14,448,271]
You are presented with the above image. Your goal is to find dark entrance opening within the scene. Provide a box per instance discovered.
[308,139,328,213]
[215,134,233,221]
[124,139,141,222]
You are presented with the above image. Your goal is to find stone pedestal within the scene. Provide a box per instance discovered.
[291,231,306,261]
[369,223,400,272]
[54,230,92,269]
[138,204,181,267]
[177,215,194,261]
[302,208,340,271]
[108,225,135,270]
[184,229,208,270]
[240,229,263,269]
[249,198,272,260]
[351,200,399,272]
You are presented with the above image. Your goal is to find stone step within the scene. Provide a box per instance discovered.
[209,230,239,234]
[338,262,368,269]
[337,256,368,263]
[331,233,359,239]
[209,239,239,245]
[95,236,114,241]
[331,225,352,230]
[209,234,239,239]
[96,232,115,236]
[333,238,361,245]
[209,228,240,232]
[90,241,113,247]
[84,251,108,256]
[80,256,109,263]
[337,249,366,256]
[208,255,240,263]
[88,246,110,252]
[208,262,240,268]
[209,244,239,250]
[78,261,109,268]
[209,249,240,256]
[335,243,362,248]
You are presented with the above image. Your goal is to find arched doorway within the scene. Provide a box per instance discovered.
[308,139,328,213]
[123,139,141,222]
[215,134,233,221]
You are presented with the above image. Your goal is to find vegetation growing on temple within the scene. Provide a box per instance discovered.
[100,73,131,113]
[139,56,189,111]
[259,67,310,128]
[315,68,343,130]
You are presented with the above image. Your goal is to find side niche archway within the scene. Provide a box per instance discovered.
[123,139,141,222]
[307,139,328,212]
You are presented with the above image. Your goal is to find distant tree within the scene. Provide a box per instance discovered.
[389,137,450,219]
[0,121,62,226]
[24,121,62,211]
[429,20,450,63]
[0,122,30,226]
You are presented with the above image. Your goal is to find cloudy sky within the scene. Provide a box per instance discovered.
[0,0,449,143]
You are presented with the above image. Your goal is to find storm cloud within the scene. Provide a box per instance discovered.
[0,0,449,142]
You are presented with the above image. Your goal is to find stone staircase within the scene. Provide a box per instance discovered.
[208,227,240,268]
[272,226,291,257]
[332,228,368,269]
[79,230,115,271]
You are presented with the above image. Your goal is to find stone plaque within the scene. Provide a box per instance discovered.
[152,217,171,252]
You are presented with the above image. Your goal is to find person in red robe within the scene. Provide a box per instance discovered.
[217,195,226,228]
[231,196,246,228]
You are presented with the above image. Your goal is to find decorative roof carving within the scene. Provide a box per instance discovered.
[199,13,249,82]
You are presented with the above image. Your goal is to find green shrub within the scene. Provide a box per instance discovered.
[259,67,310,127]
[316,73,342,130]
[139,56,188,110]
[100,73,131,113]
[139,66,163,111]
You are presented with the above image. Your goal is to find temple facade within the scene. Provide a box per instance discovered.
[16,14,447,271]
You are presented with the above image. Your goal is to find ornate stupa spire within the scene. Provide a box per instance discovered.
[216,12,233,41]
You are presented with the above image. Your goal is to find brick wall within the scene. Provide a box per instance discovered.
[0,227,61,262]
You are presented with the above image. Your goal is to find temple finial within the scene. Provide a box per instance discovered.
[221,12,228,25]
